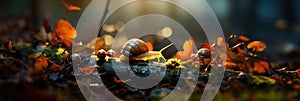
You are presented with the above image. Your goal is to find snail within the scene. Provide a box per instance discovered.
[120,38,173,62]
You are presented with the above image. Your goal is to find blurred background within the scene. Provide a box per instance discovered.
[0,0,300,62]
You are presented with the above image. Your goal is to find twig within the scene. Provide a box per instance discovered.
[98,0,111,34]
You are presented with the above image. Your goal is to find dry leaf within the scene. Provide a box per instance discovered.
[7,39,13,52]
[225,61,237,69]
[55,19,77,39]
[239,35,250,41]
[34,56,48,72]
[253,61,269,74]
[63,1,81,11]
[60,39,72,47]
[297,69,300,77]
[49,63,60,72]
[176,39,194,59]
[79,66,96,75]
[114,77,124,83]
[293,84,300,90]
[93,37,105,53]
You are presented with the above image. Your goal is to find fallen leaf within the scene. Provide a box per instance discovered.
[34,56,48,72]
[296,69,300,77]
[6,39,13,52]
[94,37,105,53]
[114,77,124,83]
[225,61,237,69]
[176,39,194,59]
[79,66,96,75]
[253,61,269,74]
[293,84,300,90]
[239,35,250,41]
[60,39,72,47]
[63,1,81,11]
[55,19,77,39]
[49,63,60,72]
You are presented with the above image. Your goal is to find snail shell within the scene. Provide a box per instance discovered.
[120,38,174,61]
[197,48,211,59]
[97,49,107,59]
[121,38,149,57]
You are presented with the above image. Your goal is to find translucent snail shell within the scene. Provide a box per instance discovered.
[120,38,173,61]
[121,38,149,57]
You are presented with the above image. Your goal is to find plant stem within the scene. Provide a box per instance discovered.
[98,0,111,35]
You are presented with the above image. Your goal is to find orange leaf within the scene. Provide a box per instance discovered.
[145,42,153,51]
[239,35,250,41]
[79,66,95,75]
[34,56,48,72]
[34,62,43,72]
[253,61,269,74]
[60,39,72,47]
[297,69,300,77]
[40,56,48,66]
[225,61,237,69]
[94,37,106,52]
[49,63,59,72]
[176,39,194,60]
[55,19,77,39]
[292,82,300,90]
[63,1,81,11]
[114,77,124,83]
[183,39,194,52]
[176,51,191,60]
[7,39,13,52]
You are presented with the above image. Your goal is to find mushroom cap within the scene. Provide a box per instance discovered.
[247,41,266,52]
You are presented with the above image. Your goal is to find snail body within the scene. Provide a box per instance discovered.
[120,38,173,62]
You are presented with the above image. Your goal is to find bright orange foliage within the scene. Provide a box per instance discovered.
[114,77,124,83]
[79,66,96,75]
[63,1,81,11]
[253,61,269,74]
[55,19,77,39]
[176,39,194,60]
